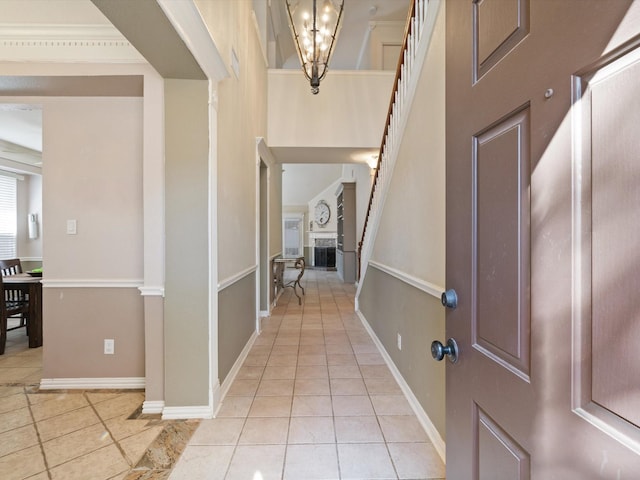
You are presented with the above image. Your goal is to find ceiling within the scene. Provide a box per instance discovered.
[0,0,409,197]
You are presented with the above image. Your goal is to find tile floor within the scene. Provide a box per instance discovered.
[0,269,445,479]
[169,269,445,479]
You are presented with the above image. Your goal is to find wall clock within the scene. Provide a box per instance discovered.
[314,200,331,226]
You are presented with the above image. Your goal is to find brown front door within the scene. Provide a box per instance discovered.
[445,1,640,478]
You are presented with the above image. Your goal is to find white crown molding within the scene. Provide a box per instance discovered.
[40,377,145,389]
[0,23,146,63]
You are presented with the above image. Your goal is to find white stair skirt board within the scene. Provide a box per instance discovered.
[40,377,145,390]
[356,309,446,462]
[162,405,213,420]
[142,400,165,415]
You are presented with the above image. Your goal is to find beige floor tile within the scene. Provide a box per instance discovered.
[30,393,89,421]
[105,413,159,441]
[93,393,145,421]
[0,444,46,480]
[0,406,32,434]
[337,443,396,479]
[328,365,362,379]
[271,345,299,355]
[334,416,384,443]
[325,343,354,354]
[356,352,386,365]
[248,395,292,417]
[267,354,298,366]
[225,444,285,480]
[0,391,28,414]
[253,333,276,346]
[243,353,269,366]
[371,395,414,416]
[291,395,333,417]
[327,353,358,366]
[49,444,131,480]
[0,385,24,398]
[332,395,375,416]
[86,393,123,405]
[0,367,40,383]
[238,417,289,445]
[0,353,42,368]
[189,418,244,445]
[288,416,335,444]
[296,365,329,379]
[0,423,39,457]
[235,365,264,380]
[298,344,326,355]
[249,345,272,356]
[283,444,339,480]
[365,377,403,395]
[169,445,234,480]
[360,364,394,379]
[330,377,368,396]
[215,396,253,418]
[43,423,114,467]
[226,379,259,396]
[351,343,380,354]
[262,366,296,380]
[256,378,295,396]
[388,442,446,479]
[294,377,330,395]
[37,405,101,442]
[378,415,430,443]
[297,354,327,366]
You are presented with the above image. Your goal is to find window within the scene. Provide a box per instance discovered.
[283,216,303,257]
[0,176,17,258]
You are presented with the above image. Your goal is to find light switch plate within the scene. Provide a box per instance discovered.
[66,219,77,235]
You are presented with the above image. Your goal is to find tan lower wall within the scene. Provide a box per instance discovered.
[218,271,257,384]
[42,287,144,379]
[358,266,446,440]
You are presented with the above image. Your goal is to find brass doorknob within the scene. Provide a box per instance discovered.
[431,338,459,363]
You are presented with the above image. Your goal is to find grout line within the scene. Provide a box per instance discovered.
[25,385,53,480]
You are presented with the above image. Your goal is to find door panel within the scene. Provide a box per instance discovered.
[474,0,529,82]
[474,106,531,379]
[477,405,530,480]
[575,43,640,435]
[446,0,640,478]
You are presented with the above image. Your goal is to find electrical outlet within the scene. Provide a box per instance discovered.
[397,333,402,351]
[104,339,115,355]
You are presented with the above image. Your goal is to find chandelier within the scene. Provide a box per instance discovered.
[285,0,344,94]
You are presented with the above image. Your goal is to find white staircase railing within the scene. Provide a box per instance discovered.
[357,0,440,295]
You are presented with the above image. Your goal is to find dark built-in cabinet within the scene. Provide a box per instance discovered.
[336,182,356,283]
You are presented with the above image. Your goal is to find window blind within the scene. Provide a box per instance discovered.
[0,176,17,259]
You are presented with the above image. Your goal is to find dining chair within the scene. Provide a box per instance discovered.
[0,273,30,355]
[0,258,26,329]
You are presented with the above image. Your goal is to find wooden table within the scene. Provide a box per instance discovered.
[272,257,306,305]
[4,274,43,349]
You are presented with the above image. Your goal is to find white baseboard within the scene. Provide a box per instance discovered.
[355,309,446,463]
[214,330,259,417]
[162,405,213,420]
[259,310,270,317]
[142,400,165,415]
[40,377,145,390]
